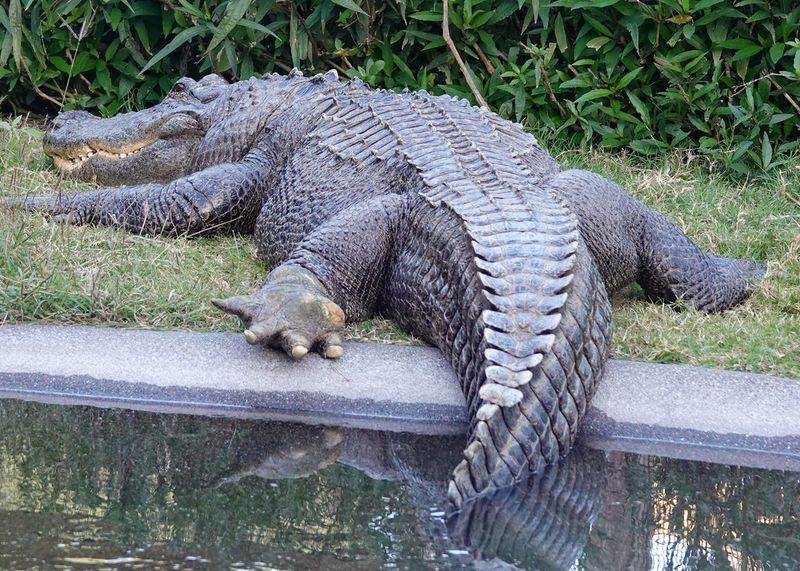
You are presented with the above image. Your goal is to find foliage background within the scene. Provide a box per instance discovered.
[0,0,798,175]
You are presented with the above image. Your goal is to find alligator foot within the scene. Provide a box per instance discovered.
[212,266,346,360]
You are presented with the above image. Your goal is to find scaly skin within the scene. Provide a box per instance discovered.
[4,70,766,508]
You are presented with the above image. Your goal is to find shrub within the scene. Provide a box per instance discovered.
[0,0,798,176]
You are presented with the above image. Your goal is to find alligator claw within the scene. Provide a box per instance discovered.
[243,322,272,345]
[321,333,344,359]
[277,330,312,360]
[211,273,346,361]
[52,212,80,225]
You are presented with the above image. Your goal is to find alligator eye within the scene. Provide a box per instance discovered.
[170,81,188,95]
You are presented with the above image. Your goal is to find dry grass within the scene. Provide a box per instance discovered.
[1,119,797,375]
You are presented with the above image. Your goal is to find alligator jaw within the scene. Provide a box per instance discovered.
[43,104,207,184]
[50,143,153,173]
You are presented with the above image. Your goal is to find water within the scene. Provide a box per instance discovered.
[0,399,797,570]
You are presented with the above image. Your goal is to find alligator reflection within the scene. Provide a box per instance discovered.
[0,400,798,570]
[448,447,606,570]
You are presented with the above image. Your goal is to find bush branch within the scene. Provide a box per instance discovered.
[442,1,488,108]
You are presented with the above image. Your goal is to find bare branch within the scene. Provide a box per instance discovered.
[472,42,495,74]
[766,75,800,117]
[443,1,488,108]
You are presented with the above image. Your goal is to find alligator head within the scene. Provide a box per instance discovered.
[43,71,323,186]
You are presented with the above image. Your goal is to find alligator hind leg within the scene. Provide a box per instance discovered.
[3,156,267,236]
[547,169,766,313]
[636,210,766,313]
[213,194,409,359]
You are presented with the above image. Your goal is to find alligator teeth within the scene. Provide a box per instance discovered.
[61,145,147,166]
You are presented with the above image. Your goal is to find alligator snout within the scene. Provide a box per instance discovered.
[50,109,96,126]
[44,110,99,155]
[46,111,98,140]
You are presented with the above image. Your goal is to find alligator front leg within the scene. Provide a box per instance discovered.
[3,156,266,236]
[212,266,347,359]
[213,194,409,359]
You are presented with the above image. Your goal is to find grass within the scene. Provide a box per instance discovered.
[1,117,798,377]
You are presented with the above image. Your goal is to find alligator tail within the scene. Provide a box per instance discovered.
[384,193,611,509]
[447,236,612,509]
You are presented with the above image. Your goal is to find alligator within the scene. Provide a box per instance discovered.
[7,70,766,508]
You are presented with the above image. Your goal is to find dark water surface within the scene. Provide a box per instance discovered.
[0,399,797,570]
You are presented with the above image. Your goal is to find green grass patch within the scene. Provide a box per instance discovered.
[1,119,798,376]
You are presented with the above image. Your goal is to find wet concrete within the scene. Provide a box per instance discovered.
[1,324,798,470]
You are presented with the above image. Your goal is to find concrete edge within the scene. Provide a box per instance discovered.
[0,371,467,435]
[1,323,798,472]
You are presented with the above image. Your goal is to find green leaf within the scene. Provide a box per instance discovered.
[559,77,591,89]
[8,0,22,68]
[731,140,752,163]
[423,37,446,50]
[205,0,253,55]
[515,83,526,122]
[583,13,613,36]
[769,113,794,125]
[131,2,161,17]
[768,43,784,63]
[331,0,367,17]
[1,33,13,68]
[109,7,122,30]
[586,36,610,50]
[630,139,667,154]
[235,19,279,39]
[553,0,618,7]
[477,30,498,56]
[140,25,206,75]
[695,7,745,26]
[133,19,151,54]
[96,60,113,93]
[625,20,640,52]
[0,5,10,32]
[718,39,759,50]
[392,53,415,80]
[486,0,519,25]
[175,0,204,19]
[615,67,642,89]
[554,12,567,53]
[761,132,772,170]
[731,45,762,62]
[575,88,612,104]
[692,0,724,11]
[409,11,442,22]
[70,52,94,75]
[289,6,300,68]
[531,0,541,22]
[49,55,72,74]
[626,90,650,126]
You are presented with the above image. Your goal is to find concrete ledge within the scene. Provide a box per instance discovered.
[1,324,798,471]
